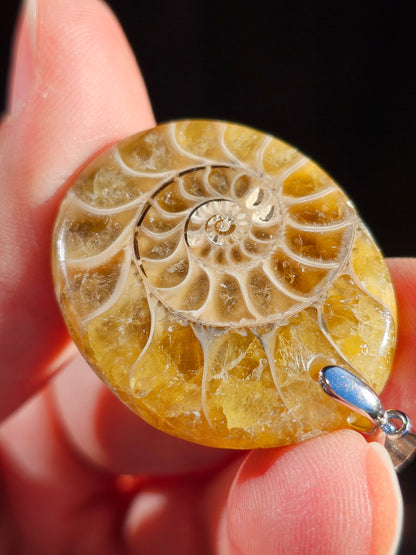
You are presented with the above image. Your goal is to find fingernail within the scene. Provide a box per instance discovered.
[7,0,38,116]
[367,442,403,555]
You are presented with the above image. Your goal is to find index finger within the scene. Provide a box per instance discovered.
[0,0,154,421]
[381,258,416,419]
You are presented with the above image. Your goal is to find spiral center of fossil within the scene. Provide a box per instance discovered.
[188,199,248,247]
[211,215,235,235]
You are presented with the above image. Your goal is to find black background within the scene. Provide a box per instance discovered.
[1,1,415,552]
[3,1,414,256]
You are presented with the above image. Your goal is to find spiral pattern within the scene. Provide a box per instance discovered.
[52,120,397,449]
[133,158,355,326]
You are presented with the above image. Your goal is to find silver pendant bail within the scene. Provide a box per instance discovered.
[319,365,416,472]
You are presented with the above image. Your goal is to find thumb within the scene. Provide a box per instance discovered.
[0,0,154,420]
[206,431,403,555]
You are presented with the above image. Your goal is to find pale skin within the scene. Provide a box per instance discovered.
[0,1,415,553]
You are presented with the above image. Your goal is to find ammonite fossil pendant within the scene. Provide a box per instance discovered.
[52,120,398,450]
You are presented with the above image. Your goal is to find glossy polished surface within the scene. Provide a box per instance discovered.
[52,120,397,448]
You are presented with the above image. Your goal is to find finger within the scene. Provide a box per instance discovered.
[382,258,416,419]
[205,431,403,555]
[0,388,125,554]
[123,484,207,555]
[52,356,240,476]
[0,382,214,554]
[0,0,154,419]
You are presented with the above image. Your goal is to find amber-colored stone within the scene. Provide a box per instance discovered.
[52,120,397,448]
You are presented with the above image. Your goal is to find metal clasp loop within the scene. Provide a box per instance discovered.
[319,365,416,472]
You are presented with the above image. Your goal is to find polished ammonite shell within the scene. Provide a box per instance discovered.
[52,120,397,448]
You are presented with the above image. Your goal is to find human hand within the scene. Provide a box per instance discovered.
[0,1,415,553]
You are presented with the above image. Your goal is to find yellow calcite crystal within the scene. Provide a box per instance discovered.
[52,120,397,448]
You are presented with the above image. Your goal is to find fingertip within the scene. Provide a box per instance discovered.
[387,258,416,338]
[382,258,416,417]
[210,431,403,555]
[3,0,155,203]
